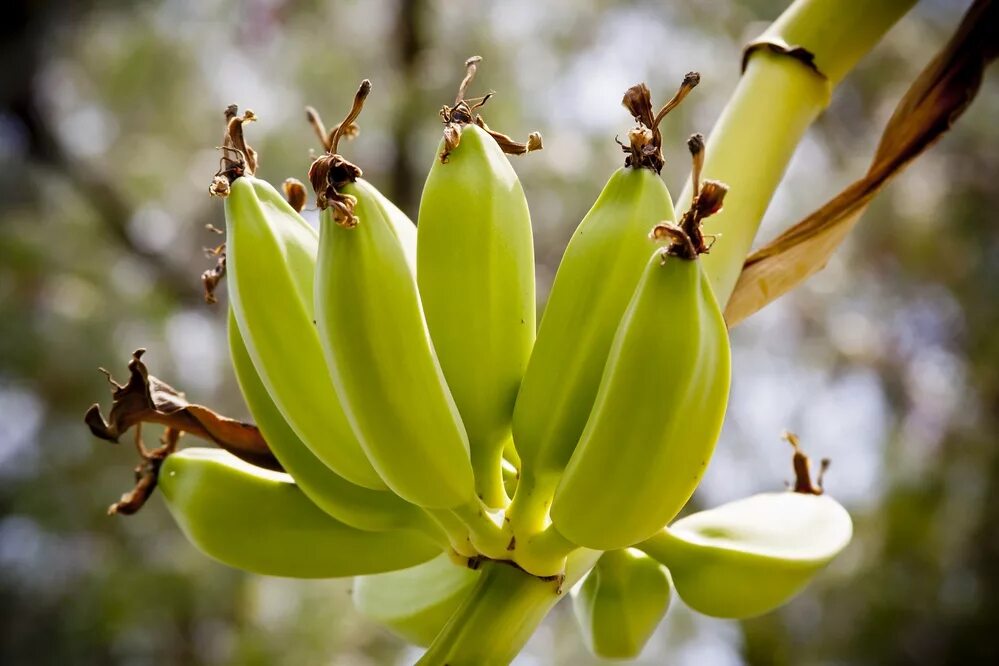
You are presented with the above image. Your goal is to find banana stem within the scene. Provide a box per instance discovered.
[506,470,558,537]
[451,499,510,560]
[470,440,511,510]
[424,508,478,559]
[418,549,601,666]
[675,0,916,307]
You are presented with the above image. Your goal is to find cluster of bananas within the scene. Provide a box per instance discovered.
[89,59,852,661]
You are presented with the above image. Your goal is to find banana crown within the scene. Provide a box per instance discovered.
[84,65,855,660]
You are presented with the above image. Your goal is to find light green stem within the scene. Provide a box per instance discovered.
[471,439,511,510]
[418,550,601,666]
[677,0,916,307]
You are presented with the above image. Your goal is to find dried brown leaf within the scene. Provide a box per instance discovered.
[725,0,999,327]
[85,349,281,471]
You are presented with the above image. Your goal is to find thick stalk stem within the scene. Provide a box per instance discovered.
[676,0,916,306]
[418,550,601,666]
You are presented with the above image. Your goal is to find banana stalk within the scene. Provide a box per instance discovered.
[677,0,917,306]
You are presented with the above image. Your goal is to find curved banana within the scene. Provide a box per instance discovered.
[225,175,384,490]
[509,167,676,531]
[571,549,672,660]
[159,448,440,578]
[228,308,441,536]
[550,248,731,550]
[352,553,479,647]
[315,177,475,509]
[637,492,852,618]
[418,121,536,509]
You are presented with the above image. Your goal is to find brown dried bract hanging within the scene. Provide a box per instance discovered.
[85,349,282,513]
[282,177,308,214]
[209,104,258,198]
[783,431,830,496]
[650,133,728,261]
[306,81,369,227]
[201,241,226,304]
[620,72,699,173]
[438,56,543,163]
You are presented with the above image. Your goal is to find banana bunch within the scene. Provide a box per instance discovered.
[86,64,856,664]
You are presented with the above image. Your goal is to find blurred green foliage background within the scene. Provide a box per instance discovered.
[1,0,998,663]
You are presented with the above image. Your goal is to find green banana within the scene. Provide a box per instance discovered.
[315,176,475,509]
[228,308,441,536]
[224,175,384,490]
[571,549,672,660]
[509,80,698,535]
[352,553,479,647]
[637,492,852,619]
[509,167,676,530]
[159,448,440,578]
[418,120,536,509]
[549,243,731,550]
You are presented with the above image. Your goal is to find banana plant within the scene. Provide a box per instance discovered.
[84,0,998,663]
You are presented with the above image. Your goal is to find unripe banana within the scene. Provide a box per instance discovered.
[224,175,384,490]
[638,492,852,619]
[228,309,441,536]
[510,167,675,519]
[418,121,536,509]
[352,553,479,647]
[550,246,731,550]
[571,549,672,660]
[159,448,440,578]
[315,177,475,509]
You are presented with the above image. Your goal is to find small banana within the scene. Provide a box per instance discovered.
[352,553,479,647]
[638,492,852,619]
[228,309,442,537]
[417,57,538,508]
[571,549,672,660]
[509,77,697,535]
[159,448,441,578]
[220,139,383,490]
[549,172,731,551]
[311,81,475,510]
[638,435,853,618]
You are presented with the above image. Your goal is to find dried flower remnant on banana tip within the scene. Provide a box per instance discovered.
[306,81,369,227]
[85,349,282,514]
[783,431,830,496]
[650,133,728,261]
[620,72,699,173]
[438,56,543,163]
[202,105,257,303]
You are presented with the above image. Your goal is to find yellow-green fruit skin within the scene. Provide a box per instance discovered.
[353,553,479,647]
[315,178,475,509]
[228,309,436,534]
[550,252,731,550]
[572,549,672,660]
[225,176,384,490]
[647,493,853,619]
[512,168,676,487]
[417,124,536,507]
[159,448,440,578]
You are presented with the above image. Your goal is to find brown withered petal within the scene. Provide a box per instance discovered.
[621,83,656,128]
[201,246,226,304]
[474,117,545,156]
[85,349,281,471]
[724,0,999,327]
[283,178,308,213]
[440,123,462,163]
[107,427,181,515]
